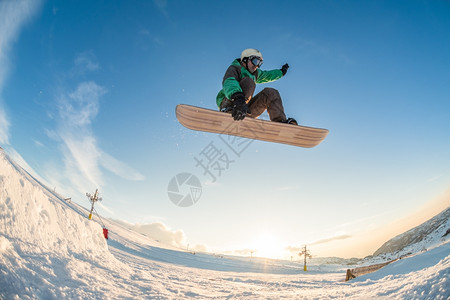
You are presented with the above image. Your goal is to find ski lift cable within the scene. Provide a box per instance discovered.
[93,206,106,228]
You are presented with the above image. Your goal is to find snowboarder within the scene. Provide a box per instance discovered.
[216,48,297,124]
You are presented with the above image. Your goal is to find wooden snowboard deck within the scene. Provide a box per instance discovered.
[176,104,329,148]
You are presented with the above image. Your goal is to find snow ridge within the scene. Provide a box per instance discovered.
[0,148,128,299]
[374,207,450,257]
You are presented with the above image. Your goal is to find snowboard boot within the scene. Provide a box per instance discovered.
[282,117,298,125]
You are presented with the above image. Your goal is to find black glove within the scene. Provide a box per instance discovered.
[281,63,289,76]
[231,92,250,121]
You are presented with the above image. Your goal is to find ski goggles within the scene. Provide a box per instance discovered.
[249,56,263,67]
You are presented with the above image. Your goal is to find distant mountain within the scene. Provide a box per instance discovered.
[374,207,450,257]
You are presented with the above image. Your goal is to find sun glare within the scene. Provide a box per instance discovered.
[252,232,285,259]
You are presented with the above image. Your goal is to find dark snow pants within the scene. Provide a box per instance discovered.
[219,77,287,122]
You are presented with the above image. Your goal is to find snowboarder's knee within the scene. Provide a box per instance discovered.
[261,88,280,99]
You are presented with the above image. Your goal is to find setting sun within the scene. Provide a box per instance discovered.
[251,232,286,259]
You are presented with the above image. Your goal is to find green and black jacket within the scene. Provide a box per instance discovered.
[216,59,283,108]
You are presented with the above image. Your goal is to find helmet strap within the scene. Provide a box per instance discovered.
[241,57,251,72]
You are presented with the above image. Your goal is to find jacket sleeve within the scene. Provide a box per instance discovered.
[222,65,243,99]
[256,69,283,84]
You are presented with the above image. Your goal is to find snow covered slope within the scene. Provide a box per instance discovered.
[0,148,449,299]
[0,148,132,298]
[374,207,450,258]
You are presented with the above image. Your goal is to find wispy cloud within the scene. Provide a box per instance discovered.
[113,220,186,248]
[153,0,169,18]
[285,245,303,254]
[426,174,443,183]
[331,211,394,231]
[308,232,352,246]
[52,79,144,193]
[54,81,105,190]
[100,153,145,181]
[32,139,45,148]
[139,28,164,46]
[0,0,42,144]
[58,81,104,127]
[153,0,175,26]
[0,110,9,144]
[59,130,103,190]
[285,232,352,255]
[72,50,100,75]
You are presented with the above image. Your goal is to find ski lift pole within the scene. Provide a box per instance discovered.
[299,245,311,271]
[86,189,102,220]
[89,201,95,220]
[304,247,307,271]
[86,189,109,239]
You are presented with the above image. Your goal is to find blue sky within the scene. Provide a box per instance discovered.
[1,0,449,258]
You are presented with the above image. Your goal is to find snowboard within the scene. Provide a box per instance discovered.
[176,104,329,148]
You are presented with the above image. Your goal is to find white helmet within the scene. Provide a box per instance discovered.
[240,48,263,61]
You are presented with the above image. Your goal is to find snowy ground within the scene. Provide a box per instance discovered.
[0,148,449,299]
